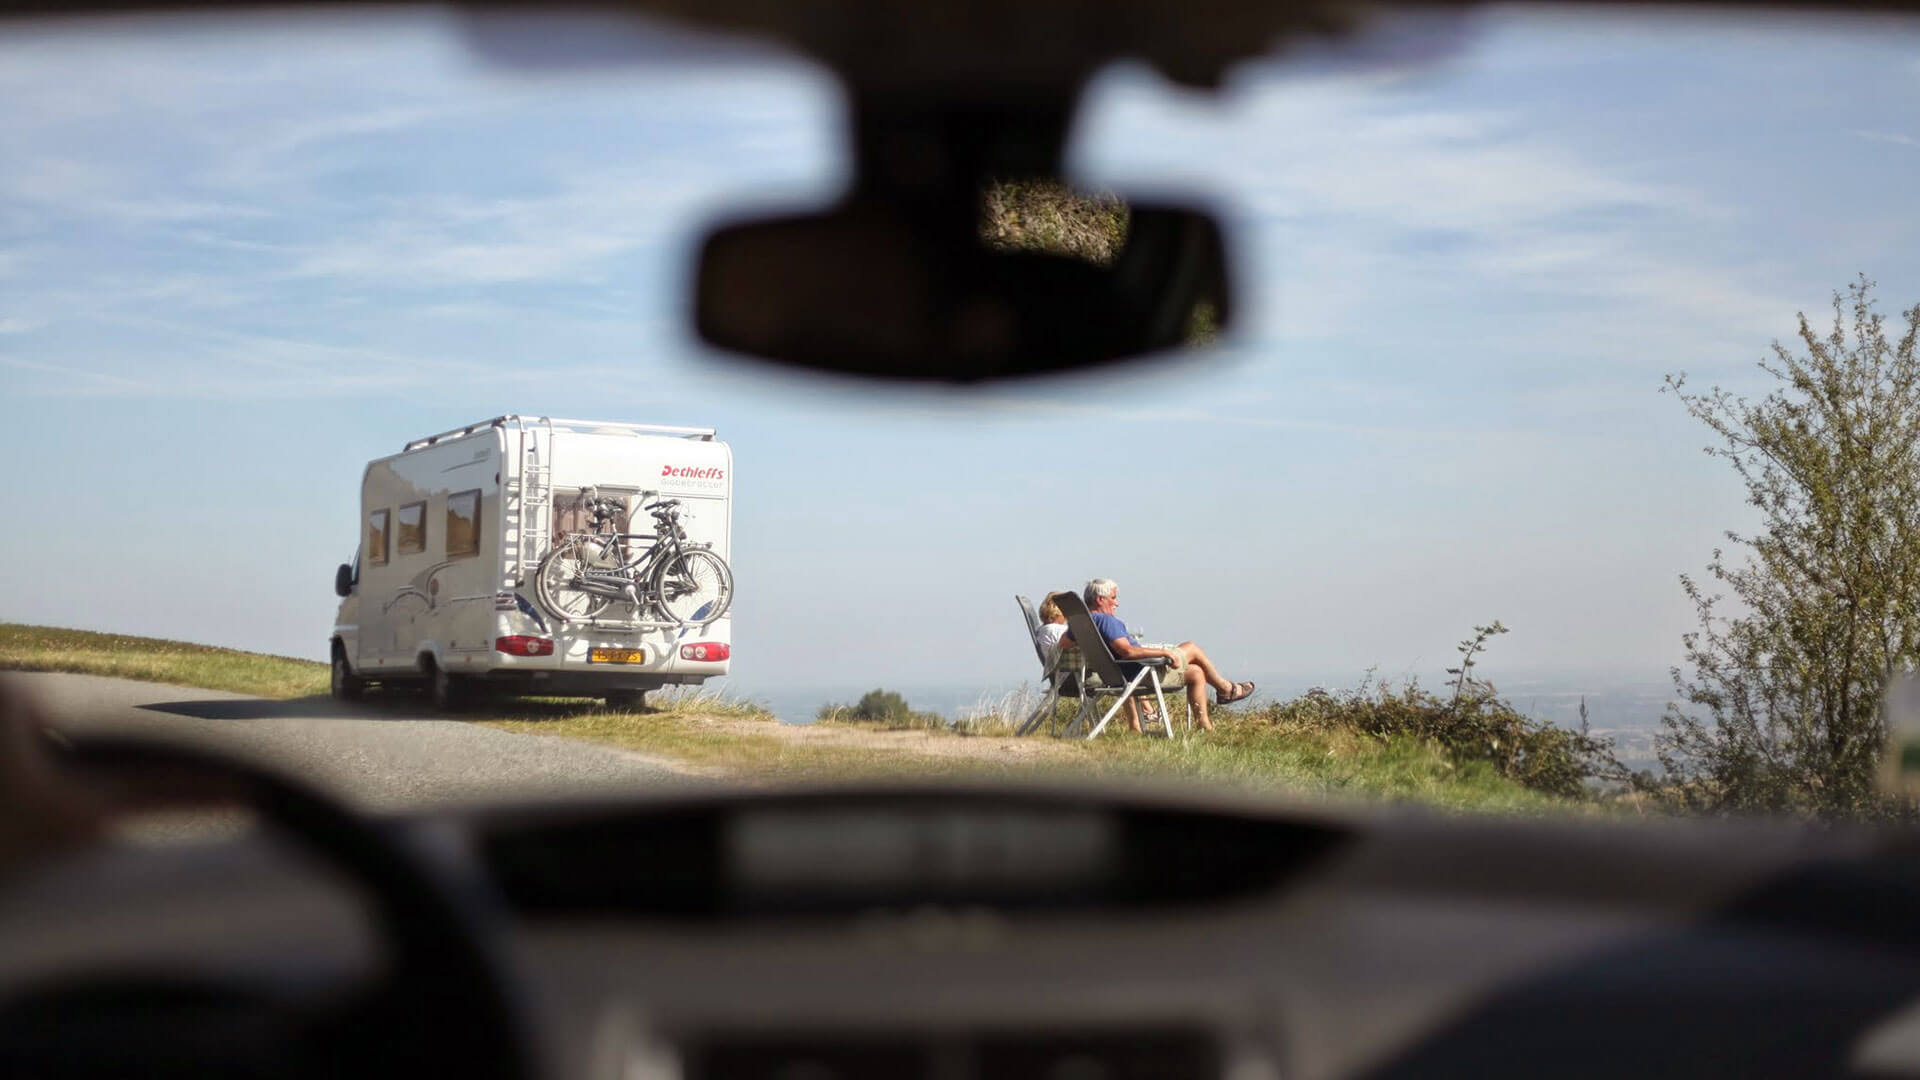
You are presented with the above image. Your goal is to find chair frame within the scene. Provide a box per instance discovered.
[1014,592,1177,739]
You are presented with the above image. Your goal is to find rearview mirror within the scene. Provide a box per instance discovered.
[694,198,1232,382]
[335,563,355,598]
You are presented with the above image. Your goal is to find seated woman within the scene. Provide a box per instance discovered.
[1034,591,1073,665]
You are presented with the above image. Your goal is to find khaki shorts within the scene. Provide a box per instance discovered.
[1148,666,1187,690]
[1136,645,1186,689]
[1141,642,1187,672]
[1056,646,1185,691]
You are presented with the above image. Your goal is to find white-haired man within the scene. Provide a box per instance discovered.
[1066,577,1254,733]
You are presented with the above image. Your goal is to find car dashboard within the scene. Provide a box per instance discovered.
[6,783,1920,1079]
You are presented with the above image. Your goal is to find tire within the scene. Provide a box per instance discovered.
[330,644,364,702]
[426,658,465,712]
[535,536,613,622]
[604,689,648,711]
[652,548,734,627]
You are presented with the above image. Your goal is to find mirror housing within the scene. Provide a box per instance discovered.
[694,198,1231,381]
[334,563,355,598]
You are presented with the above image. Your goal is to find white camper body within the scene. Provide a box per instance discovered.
[330,416,732,705]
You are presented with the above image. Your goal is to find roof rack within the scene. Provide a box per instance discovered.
[403,415,717,451]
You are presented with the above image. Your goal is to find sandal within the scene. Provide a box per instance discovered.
[1217,681,1255,705]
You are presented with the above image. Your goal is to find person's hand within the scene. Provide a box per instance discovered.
[0,677,105,874]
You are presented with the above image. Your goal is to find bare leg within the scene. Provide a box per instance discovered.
[1186,675,1213,732]
[1125,698,1143,734]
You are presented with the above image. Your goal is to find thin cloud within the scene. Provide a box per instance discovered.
[1850,128,1917,147]
[1,357,145,392]
[283,168,706,286]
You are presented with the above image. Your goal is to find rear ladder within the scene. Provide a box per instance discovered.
[504,418,555,585]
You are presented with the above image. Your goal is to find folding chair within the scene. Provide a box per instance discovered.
[1041,591,1178,740]
[1013,595,1061,735]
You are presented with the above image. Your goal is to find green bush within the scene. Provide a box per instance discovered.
[853,689,912,722]
[1257,675,1622,799]
[817,688,946,730]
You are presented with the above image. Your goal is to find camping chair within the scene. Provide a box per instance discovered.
[1016,591,1177,739]
[1013,595,1067,736]
[1013,594,1096,737]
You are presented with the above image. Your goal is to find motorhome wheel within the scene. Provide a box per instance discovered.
[331,645,363,701]
[428,659,465,712]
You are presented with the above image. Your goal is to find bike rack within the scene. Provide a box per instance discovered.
[575,618,681,633]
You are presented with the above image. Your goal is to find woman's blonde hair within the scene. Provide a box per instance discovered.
[1038,591,1075,624]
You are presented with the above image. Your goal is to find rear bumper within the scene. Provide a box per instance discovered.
[466,669,713,694]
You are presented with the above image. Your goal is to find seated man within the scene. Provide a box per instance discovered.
[1066,577,1253,733]
[1037,590,1158,734]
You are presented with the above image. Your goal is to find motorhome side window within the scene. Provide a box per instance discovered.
[397,501,426,555]
[446,490,480,558]
[368,509,389,567]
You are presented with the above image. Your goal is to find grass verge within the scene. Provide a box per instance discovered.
[486,704,1578,814]
[1,622,328,699]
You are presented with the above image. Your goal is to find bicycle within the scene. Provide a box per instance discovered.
[534,487,735,627]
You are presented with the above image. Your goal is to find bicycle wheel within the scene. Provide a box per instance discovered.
[651,548,733,627]
[535,536,613,622]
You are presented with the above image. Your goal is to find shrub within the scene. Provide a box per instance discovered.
[1256,677,1619,799]
[817,688,946,730]
[1255,624,1627,799]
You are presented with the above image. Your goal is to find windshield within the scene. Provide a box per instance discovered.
[5,5,1920,821]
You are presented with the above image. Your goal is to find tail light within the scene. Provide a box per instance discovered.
[495,635,555,656]
[680,642,731,661]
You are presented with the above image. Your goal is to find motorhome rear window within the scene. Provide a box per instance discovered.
[397,501,426,555]
[447,490,480,558]
[368,509,389,567]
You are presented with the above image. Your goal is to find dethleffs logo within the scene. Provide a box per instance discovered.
[662,464,726,481]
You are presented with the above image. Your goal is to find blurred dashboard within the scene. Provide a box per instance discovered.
[7,785,1920,1079]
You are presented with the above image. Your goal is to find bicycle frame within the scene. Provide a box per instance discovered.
[568,531,670,600]
[559,529,717,605]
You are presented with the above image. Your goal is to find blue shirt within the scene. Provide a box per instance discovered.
[1090,610,1136,649]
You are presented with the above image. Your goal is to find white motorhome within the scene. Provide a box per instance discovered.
[330,416,733,709]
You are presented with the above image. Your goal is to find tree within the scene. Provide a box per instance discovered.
[1659,276,1920,818]
[980,179,1129,265]
[979,179,1217,343]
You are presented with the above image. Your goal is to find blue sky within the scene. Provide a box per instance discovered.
[4,7,1919,713]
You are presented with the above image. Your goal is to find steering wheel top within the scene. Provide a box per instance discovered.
[3,736,541,1080]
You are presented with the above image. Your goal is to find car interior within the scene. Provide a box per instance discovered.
[7,1,1920,1078]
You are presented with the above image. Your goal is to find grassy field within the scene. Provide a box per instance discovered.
[1,623,329,699]
[1,623,1582,814]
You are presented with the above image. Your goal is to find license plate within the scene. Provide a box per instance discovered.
[589,648,645,664]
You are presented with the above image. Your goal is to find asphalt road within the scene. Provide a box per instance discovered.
[9,671,697,811]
